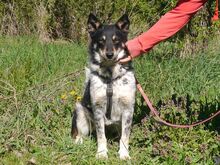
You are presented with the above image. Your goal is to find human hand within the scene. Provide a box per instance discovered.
[119,55,132,64]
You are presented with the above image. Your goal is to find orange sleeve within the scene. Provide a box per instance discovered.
[126,0,207,58]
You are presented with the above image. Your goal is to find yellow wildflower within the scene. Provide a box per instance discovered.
[70,90,76,96]
[76,96,82,101]
[61,93,67,100]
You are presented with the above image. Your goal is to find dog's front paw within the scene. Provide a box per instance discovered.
[74,136,83,144]
[118,150,130,160]
[96,150,108,159]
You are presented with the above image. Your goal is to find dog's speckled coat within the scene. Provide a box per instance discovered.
[71,14,136,159]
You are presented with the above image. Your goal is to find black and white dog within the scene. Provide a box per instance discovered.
[71,14,136,159]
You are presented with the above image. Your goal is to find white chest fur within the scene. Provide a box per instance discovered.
[89,65,136,125]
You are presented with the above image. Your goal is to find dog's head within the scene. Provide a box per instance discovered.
[88,13,130,64]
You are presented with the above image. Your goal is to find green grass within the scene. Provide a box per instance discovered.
[0,36,219,164]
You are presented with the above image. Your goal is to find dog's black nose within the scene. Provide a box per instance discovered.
[106,53,114,59]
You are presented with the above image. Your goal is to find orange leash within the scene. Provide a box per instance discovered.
[136,80,220,128]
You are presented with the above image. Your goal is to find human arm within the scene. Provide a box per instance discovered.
[120,0,207,63]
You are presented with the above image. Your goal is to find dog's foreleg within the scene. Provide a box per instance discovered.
[94,110,108,159]
[119,110,133,160]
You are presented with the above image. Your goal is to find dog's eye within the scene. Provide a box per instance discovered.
[98,39,105,44]
[98,36,106,44]
[113,38,120,44]
[112,35,120,44]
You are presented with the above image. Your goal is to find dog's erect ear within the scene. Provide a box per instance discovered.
[116,14,130,32]
[87,13,102,34]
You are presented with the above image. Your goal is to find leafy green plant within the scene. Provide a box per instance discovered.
[0,0,218,54]
[0,36,219,164]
